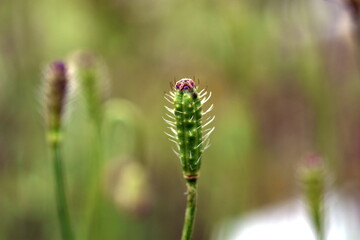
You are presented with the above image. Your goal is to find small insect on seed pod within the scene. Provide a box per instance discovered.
[164,78,215,179]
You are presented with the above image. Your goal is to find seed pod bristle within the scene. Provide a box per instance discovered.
[164,78,214,179]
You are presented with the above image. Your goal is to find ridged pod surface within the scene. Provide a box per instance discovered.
[164,78,215,179]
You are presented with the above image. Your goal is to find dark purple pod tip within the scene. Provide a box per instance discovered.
[52,61,66,74]
[175,78,196,91]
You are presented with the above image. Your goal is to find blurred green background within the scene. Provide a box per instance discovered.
[1,0,360,239]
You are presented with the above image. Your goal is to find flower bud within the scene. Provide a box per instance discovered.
[69,51,109,125]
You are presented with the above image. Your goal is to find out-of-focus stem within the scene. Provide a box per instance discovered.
[82,122,105,240]
[311,206,324,240]
[51,129,74,240]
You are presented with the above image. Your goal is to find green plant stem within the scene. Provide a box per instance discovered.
[82,122,105,240]
[51,134,74,240]
[181,179,198,240]
[310,204,324,240]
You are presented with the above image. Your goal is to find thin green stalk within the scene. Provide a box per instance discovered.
[310,205,324,240]
[181,179,198,240]
[51,131,74,240]
[82,124,105,240]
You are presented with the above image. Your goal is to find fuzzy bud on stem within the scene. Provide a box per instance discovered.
[43,61,74,240]
[70,51,107,126]
[44,61,69,145]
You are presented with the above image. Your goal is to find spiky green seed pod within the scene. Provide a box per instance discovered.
[43,61,69,145]
[164,78,215,179]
